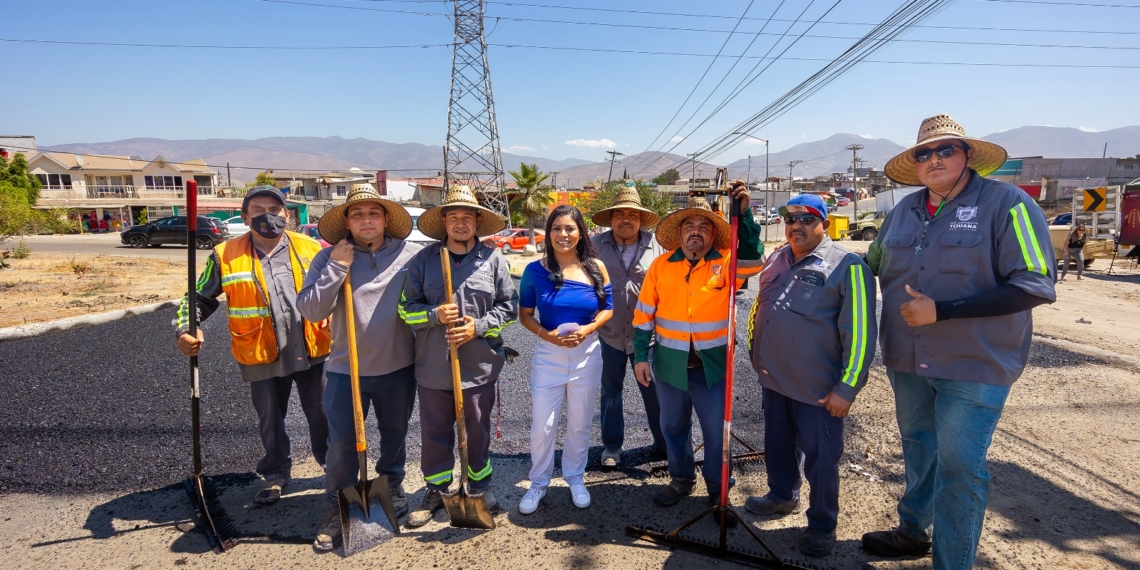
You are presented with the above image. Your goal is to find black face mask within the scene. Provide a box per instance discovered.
[250,213,287,239]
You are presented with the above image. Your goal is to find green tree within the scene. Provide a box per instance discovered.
[579,179,674,229]
[0,153,43,205]
[246,171,277,188]
[508,163,555,246]
[651,168,681,185]
[0,181,32,248]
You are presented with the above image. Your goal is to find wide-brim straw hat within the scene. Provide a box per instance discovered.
[591,183,661,228]
[885,114,1008,187]
[417,185,506,241]
[318,184,413,243]
[654,196,731,250]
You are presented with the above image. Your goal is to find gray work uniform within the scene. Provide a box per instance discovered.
[400,241,518,490]
[591,229,665,354]
[749,237,877,404]
[296,236,423,377]
[297,235,423,511]
[174,233,329,480]
[866,172,1057,385]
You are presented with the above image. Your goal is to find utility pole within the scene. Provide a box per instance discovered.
[788,160,802,191]
[746,155,752,185]
[687,152,702,190]
[606,150,624,184]
[846,144,864,225]
[551,171,559,191]
[226,162,232,188]
[444,0,508,218]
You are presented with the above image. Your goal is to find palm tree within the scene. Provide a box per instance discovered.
[508,163,555,246]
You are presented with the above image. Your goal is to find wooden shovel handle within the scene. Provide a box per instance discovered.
[439,249,470,470]
[344,276,367,454]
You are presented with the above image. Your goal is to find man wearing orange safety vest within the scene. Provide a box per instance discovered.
[632,182,764,514]
[176,186,333,506]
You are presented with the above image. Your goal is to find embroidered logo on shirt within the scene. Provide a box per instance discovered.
[712,264,722,275]
[956,206,978,222]
[814,259,832,271]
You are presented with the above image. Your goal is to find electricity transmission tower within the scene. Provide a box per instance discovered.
[443,0,507,218]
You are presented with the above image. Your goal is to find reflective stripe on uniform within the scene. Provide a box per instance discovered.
[424,470,452,485]
[220,271,255,286]
[1010,203,1049,276]
[228,306,271,318]
[399,288,429,324]
[841,264,869,387]
[693,337,728,351]
[635,300,656,316]
[467,462,492,481]
[656,335,689,351]
[654,316,728,334]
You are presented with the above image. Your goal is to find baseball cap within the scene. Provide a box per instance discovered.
[242,185,287,213]
[778,194,828,220]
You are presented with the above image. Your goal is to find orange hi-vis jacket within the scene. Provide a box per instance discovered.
[215,232,332,365]
[633,217,764,390]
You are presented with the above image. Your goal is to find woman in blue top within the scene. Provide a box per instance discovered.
[518,204,613,515]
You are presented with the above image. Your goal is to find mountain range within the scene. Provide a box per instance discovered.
[43,126,1140,185]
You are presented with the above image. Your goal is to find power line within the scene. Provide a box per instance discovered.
[978,0,1140,6]
[0,37,451,49]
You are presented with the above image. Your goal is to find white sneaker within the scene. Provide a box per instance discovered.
[519,486,546,515]
[569,482,591,509]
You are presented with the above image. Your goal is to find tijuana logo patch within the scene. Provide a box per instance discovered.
[956,206,978,222]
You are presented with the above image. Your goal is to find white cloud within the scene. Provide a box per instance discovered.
[670,136,685,143]
[564,138,617,149]
[1079,126,1099,133]
[860,134,873,139]
[504,145,535,154]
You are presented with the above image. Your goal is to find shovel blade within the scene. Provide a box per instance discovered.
[338,475,399,556]
[441,488,495,530]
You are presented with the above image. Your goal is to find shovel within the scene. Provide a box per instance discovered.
[337,276,400,556]
[439,247,495,530]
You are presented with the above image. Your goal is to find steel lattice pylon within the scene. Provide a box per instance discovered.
[443,0,508,219]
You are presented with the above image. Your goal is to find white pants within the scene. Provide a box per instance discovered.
[528,333,602,488]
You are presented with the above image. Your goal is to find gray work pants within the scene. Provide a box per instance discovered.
[249,362,329,480]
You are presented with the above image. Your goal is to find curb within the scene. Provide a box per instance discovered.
[0,298,180,342]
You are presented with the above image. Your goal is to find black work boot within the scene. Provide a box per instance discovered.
[861,528,932,557]
[652,480,694,507]
[744,494,799,517]
[800,528,836,557]
[405,489,444,528]
[390,484,409,518]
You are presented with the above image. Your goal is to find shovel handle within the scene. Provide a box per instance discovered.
[344,276,368,454]
[440,249,471,478]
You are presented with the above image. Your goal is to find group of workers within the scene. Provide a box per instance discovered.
[174,114,1056,569]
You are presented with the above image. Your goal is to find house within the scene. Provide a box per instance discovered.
[28,152,218,224]
[0,135,37,158]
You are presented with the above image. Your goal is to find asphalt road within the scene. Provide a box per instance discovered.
[0,286,775,496]
[19,234,212,264]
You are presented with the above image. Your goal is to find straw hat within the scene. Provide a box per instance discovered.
[416,185,506,241]
[654,196,731,250]
[317,184,413,243]
[591,181,661,228]
[884,114,1008,187]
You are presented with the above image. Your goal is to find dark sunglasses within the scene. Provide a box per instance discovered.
[783,214,821,226]
[913,144,964,163]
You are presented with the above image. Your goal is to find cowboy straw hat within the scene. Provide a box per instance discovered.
[416,185,506,241]
[654,196,731,250]
[591,181,661,228]
[884,114,1008,187]
[317,184,413,243]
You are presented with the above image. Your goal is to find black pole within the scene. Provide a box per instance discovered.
[187,180,202,477]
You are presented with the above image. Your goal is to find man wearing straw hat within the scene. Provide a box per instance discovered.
[589,181,667,467]
[400,185,518,528]
[631,184,764,511]
[861,115,1055,567]
[175,186,332,508]
[297,184,421,551]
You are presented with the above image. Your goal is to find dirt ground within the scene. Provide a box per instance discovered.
[0,252,185,328]
[1,242,1139,569]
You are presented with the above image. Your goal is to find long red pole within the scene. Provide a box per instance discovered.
[719,185,741,518]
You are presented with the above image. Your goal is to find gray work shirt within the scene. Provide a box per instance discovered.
[174,234,326,383]
[866,171,1056,385]
[748,237,877,405]
[400,242,519,390]
[590,229,665,354]
[297,236,423,377]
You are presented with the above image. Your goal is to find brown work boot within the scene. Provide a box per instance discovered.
[254,477,289,505]
[652,480,693,507]
[312,512,340,552]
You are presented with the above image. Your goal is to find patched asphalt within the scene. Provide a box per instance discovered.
[0,285,771,496]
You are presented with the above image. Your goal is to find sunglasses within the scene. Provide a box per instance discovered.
[913,144,964,163]
[783,214,821,226]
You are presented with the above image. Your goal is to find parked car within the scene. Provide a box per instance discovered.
[224,215,250,236]
[299,223,331,247]
[404,206,436,246]
[484,228,545,254]
[836,196,851,207]
[121,216,230,249]
[757,211,782,225]
[848,210,888,241]
[1052,212,1073,226]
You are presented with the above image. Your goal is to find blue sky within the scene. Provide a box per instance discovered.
[5,0,1138,164]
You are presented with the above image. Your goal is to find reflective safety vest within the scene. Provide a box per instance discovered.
[632,247,764,390]
[216,232,332,366]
